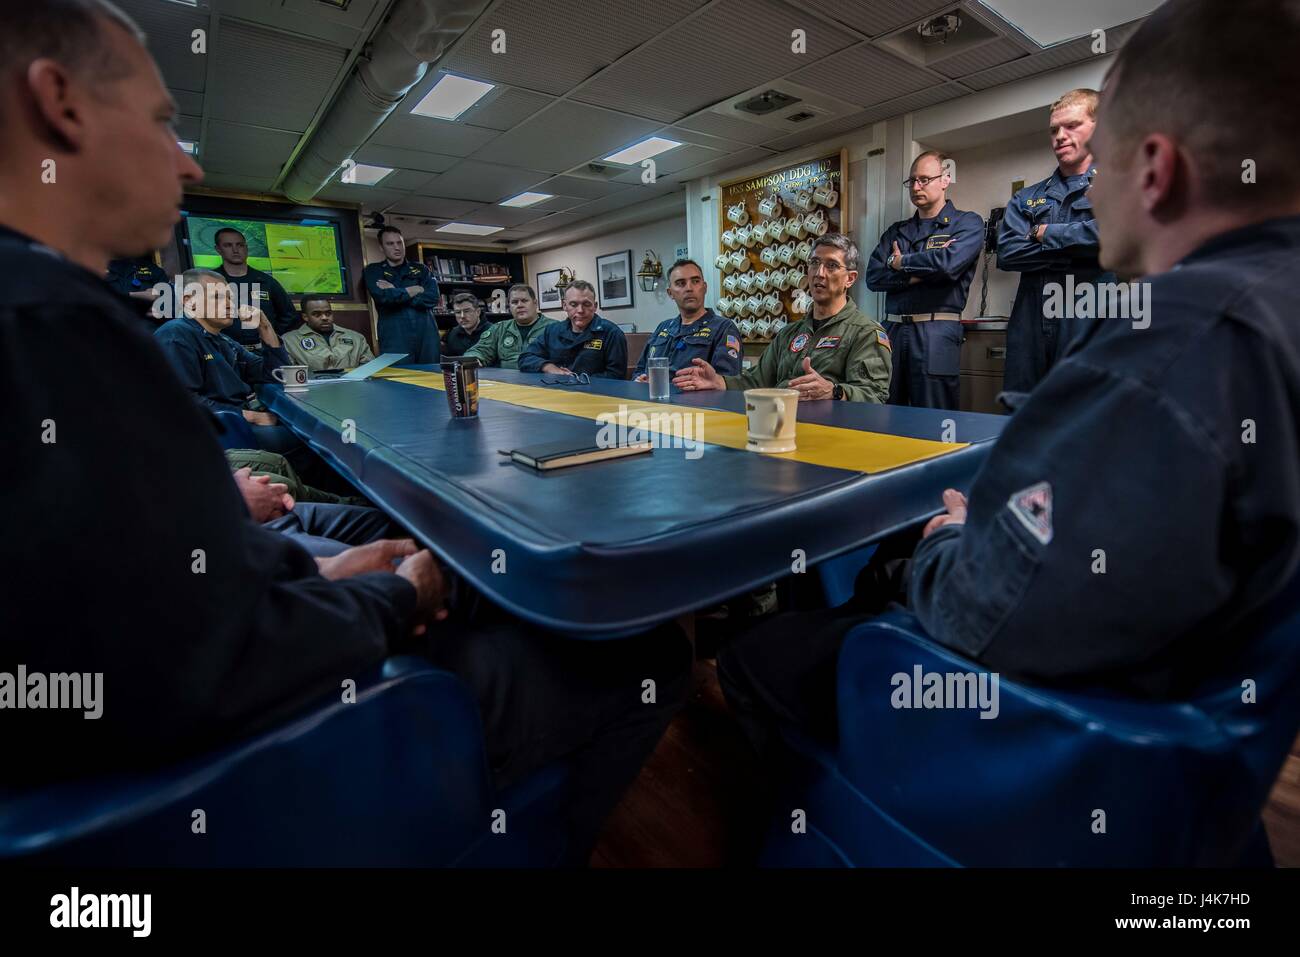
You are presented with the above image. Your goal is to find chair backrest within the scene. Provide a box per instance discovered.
[625,333,650,379]
[213,408,257,451]
[832,573,1300,866]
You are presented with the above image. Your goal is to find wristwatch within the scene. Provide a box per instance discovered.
[832,383,845,401]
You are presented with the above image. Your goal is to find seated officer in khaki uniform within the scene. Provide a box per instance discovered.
[282,296,375,372]
[673,233,892,402]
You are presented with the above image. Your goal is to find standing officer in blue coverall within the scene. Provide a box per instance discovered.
[634,259,742,381]
[718,0,1300,762]
[997,88,1112,394]
[363,224,441,364]
[519,279,628,379]
[865,151,983,409]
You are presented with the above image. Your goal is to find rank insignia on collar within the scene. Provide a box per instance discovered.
[1007,481,1053,545]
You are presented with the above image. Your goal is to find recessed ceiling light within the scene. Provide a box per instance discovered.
[411,73,495,121]
[177,140,197,155]
[340,163,393,186]
[499,191,553,208]
[602,136,682,165]
[436,222,504,236]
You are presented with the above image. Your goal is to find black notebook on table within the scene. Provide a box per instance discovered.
[501,439,653,471]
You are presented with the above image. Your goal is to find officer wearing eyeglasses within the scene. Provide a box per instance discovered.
[672,233,891,402]
[864,151,983,410]
[445,292,491,355]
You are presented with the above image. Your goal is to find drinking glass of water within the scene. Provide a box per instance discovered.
[647,356,671,400]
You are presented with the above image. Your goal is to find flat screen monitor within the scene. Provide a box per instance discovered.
[181,213,347,295]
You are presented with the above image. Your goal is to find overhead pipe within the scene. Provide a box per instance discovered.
[280,0,491,204]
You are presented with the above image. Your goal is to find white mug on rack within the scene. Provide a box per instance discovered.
[723,273,740,294]
[716,253,732,274]
[738,272,756,293]
[778,242,798,266]
[770,267,790,290]
[795,240,813,262]
[726,202,749,226]
[730,250,751,272]
[805,210,827,237]
[757,193,783,218]
[759,244,779,267]
[754,270,771,292]
[793,188,814,212]
[754,317,773,337]
[813,184,838,207]
[741,225,760,248]
[761,293,781,315]
[772,316,788,334]
[721,228,738,249]
[739,317,755,336]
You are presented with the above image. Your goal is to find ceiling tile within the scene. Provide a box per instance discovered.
[207,21,348,133]
[415,160,552,202]
[353,144,462,174]
[462,88,559,131]
[510,210,592,236]
[785,42,939,108]
[379,169,441,191]
[314,185,410,210]
[856,82,970,124]
[175,115,202,142]
[192,173,278,194]
[472,101,660,174]
[116,0,209,92]
[570,0,858,122]
[370,113,503,156]
[798,0,954,38]
[670,146,776,181]
[385,196,484,218]
[962,20,1141,90]
[535,174,635,200]
[934,36,1028,78]
[675,112,789,146]
[199,121,299,178]
[434,0,710,97]
[172,89,205,116]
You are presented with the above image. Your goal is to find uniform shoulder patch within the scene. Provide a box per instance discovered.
[875,329,891,350]
[1007,481,1053,545]
[300,336,316,350]
[726,334,741,352]
[789,332,810,353]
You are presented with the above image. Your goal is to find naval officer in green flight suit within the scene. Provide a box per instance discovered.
[464,283,556,370]
[673,233,892,402]
[282,297,375,372]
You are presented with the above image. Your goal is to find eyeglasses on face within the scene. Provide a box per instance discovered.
[807,257,846,274]
[903,174,945,188]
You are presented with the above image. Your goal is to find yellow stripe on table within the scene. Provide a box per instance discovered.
[377,368,966,473]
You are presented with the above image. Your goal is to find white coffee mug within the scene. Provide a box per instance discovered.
[716,296,732,316]
[721,228,738,249]
[770,267,789,290]
[758,194,783,217]
[745,388,799,453]
[759,245,779,267]
[778,242,798,265]
[726,202,749,226]
[793,188,814,212]
[754,316,772,336]
[772,317,788,333]
[745,295,763,317]
[792,268,808,289]
[796,240,813,262]
[716,253,732,273]
[813,184,838,207]
[761,293,781,314]
[723,273,740,294]
[730,250,751,272]
[736,272,755,293]
[754,270,771,292]
[272,365,310,391]
[741,226,760,248]
[739,318,755,336]
[805,211,828,237]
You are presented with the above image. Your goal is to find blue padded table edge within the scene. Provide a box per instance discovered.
[263,367,1006,634]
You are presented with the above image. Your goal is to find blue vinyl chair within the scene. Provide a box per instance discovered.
[213,408,258,451]
[816,543,879,608]
[0,657,570,867]
[761,577,1300,867]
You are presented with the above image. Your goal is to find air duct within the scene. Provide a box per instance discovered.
[279,0,491,204]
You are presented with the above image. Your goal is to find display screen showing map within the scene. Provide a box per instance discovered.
[184,214,346,294]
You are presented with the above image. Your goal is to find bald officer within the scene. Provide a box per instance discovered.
[518,280,627,379]
[363,224,440,364]
[282,297,374,372]
[673,233,891,402]
[634,259,742,380]
[464,283,555,370]
[865,151,983,409]
[997,88,1111,393]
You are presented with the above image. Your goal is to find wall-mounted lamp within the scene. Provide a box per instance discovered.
[555,266,578,296]
[637,250,663,293]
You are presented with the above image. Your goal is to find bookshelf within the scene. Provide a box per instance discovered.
[408,242,526,329]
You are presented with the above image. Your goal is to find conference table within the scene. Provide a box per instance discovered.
[265,367,1007,634]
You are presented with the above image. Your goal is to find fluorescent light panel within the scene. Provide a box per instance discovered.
[602,136,681,165]
[499,191,553,208]
[341,163,393,185]
[411,73,495,121]
[436,222,504,236]
[177,140,197,154]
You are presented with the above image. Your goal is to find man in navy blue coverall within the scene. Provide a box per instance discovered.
[720,0,1300,760]
[865,150,983,409]
[519,279,628,379]
[997,88,1113,394]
